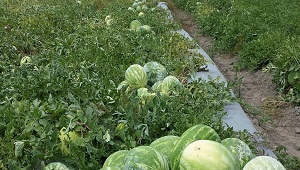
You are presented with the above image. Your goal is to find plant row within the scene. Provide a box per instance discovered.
[172,0,300,104]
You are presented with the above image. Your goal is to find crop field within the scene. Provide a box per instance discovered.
[0,0,299,169]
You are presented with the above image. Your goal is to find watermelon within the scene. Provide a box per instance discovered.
[151,80,163,92]
[170,124,221,170]
[149,135,180,158]
[243,156,286,170]
[161,75,182,95]
[125,64,147,88]
[179,140,240,170]
[103,150,129,168]
[100,166,122,170]
[124,146,169,170]
[45,162,69,170]
[130,20,142,31]
[143,61,167,85]
[221,138,254,168]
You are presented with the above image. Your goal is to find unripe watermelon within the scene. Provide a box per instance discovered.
[125,64,147,88]
[149,135,180,158]
[221,138,254,168]
[161,75,182,95]
[243,156,286,170]
[124,146,169,170]
[180,140,240,170]
[170,124,221,170]
[143,61,167,85]
[103,150,129,168]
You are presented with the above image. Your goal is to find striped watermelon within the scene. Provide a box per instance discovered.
[243,156,286,170]
[124,146,169,170]
[125,64,147,88]
[149,135,180,158]
[180,140,240,170]
[143,61,167,85]
[221,138,254,168]
[170,124,221,170]
[151,80,162,92]
[103,150,129,168]
[161,75,182,95]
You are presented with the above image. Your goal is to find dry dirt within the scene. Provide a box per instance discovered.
[165,0,300,158]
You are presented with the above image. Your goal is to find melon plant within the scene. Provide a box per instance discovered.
[243,156,286,170]
[161,75,182,95]
[103,150,129,168]
[45,162,69,170]
[149,135,180,158]
[221,138,254,168]
[125,64,147,88]
[180,140,240,170]
[170,124,221,170]
[143,61,167,85]
[124,146,169,170]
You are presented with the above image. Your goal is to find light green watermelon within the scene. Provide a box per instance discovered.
[161,75,182,95]
[149,135,180,158]
[243,156,286,170]
[221,138,254,168]
[103,150,129,168]
[180,140,240,170]
[130,20,142,31]
[143,61,167,85]
[45,162,69,170]
[124,146,169,170]
[170,124,221,170]
[151,80,163,92]
[125,64,147,88]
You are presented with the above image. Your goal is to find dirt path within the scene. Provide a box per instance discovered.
[165,0,300,158]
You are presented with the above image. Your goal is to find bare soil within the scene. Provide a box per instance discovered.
[166,0,300,158]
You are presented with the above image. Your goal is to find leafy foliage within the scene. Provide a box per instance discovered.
[0,0,249,169]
